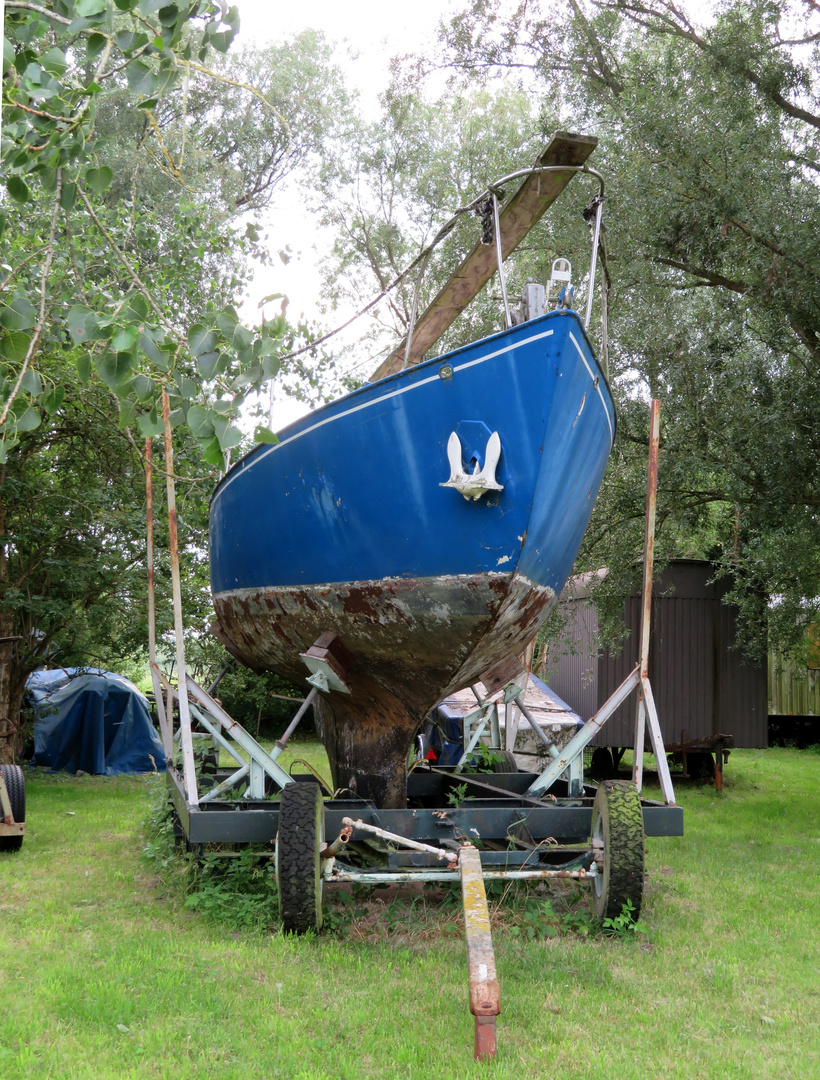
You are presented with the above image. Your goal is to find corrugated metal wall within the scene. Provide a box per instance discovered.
[768,655,820,715]
[548,560,768,748]
[546,601,599,722]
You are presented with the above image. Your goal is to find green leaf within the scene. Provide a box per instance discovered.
[216,307,239,338]
[118,399,137,430]
[76,0,107,14]
[112,324,139,351]
[196,351,221,379]
[97,351,135,390]
[254,426,280,445]
[116,30,149,53]
[41,386,65,415]
[14,406,41,433]
[138,408,165,438]
[76,354,92,385]
[60,182,76,211]
[0,298,37,332]
[233,324,253,351]
[124,292,149,320]
[213,416,242,452]
[187,404,214,439]
[37,167,58,192]
[157,5,181,27]
[139,334,170,371]
[20,369,43,396]
[114,0,138,10]
[261,355,281,379]
[188,323,217,357]
[0,331,31,363]
[40,48,68,75]
[85,166,114,194]
[126,60,160,97]
[131,374,154,401]
[86,34,108,62]
[67,305,99,345]
[6,176,30,204]
[201,435,224,467]
[175,374,199,401]
[139,0,168,14]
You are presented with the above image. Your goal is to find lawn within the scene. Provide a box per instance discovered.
[0,747,818,1079]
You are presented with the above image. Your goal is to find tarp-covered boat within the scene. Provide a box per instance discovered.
[210,133,615,807]
[28,668,164,775]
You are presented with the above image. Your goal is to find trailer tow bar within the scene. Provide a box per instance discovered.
[329,818,596,1061]
[459,844,501,1061]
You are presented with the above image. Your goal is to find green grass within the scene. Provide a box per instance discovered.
[1,749,818,1079]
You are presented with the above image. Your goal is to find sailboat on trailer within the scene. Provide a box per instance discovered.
[209,132,615,808]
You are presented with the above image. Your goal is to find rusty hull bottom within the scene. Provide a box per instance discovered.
[212,572,555,807]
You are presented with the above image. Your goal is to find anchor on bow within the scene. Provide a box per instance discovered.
[441,430,504,502]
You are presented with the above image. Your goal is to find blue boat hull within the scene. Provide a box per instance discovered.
[210,309,615,804]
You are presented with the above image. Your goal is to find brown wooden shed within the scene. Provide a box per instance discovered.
[545,559,768,749]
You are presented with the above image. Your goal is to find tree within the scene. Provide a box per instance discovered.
[437,0,820,658]
[0,2,350,761]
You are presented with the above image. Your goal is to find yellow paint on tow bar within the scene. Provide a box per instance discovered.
[459,844,500,1061]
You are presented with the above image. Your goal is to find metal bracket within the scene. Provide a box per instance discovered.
[300,632,352,694]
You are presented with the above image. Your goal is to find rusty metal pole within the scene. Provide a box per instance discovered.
[459,844,500,1061]
[161,390,199,807]
[632,400,677,805]
[632,399,660,791]
[145,438,171,761]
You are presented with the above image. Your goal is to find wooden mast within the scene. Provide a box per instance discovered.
[370,131,598,382]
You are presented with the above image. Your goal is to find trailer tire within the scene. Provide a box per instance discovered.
[0,764,25,852]
[491,750,519,773]
[276,782,324,934]
[590,780,644,922]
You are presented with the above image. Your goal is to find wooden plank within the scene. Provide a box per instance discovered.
[370,131,598,382]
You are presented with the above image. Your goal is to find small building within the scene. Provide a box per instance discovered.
[545,559,768,750]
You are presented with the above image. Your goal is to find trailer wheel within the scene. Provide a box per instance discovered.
[0,764,25,852]
[491,750,519,773]
[590,780,644,922]
[275,782,325,934]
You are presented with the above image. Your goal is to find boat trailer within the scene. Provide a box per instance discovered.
[148,398,681,1062]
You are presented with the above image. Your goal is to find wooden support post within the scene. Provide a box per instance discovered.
[145,439,171,761]
[631,398,676,806]
[162,389,198,807]
[633,399,660,791]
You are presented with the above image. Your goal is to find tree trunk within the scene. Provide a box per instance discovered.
[0,611,20,765]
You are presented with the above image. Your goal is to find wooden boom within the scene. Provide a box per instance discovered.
[370,131,598,382]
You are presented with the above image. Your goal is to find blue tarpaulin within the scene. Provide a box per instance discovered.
[27,668,165,776]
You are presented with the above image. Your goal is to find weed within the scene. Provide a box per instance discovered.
[462,745,508,772]
[141,776,278,933]
[446,781,468,808]
[601,899,650,940]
